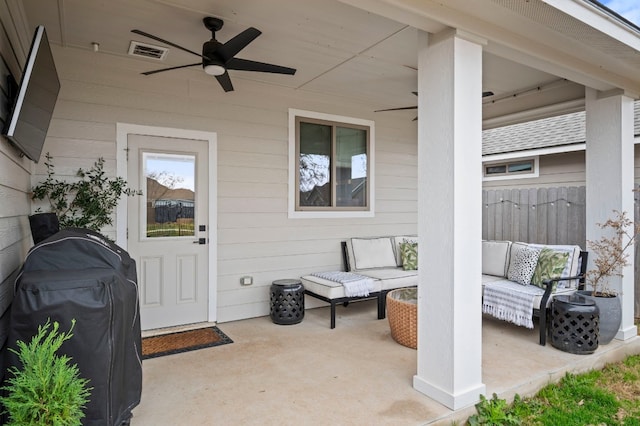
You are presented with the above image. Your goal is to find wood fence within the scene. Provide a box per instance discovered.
[482,186,586,247]
[482,185,640,318]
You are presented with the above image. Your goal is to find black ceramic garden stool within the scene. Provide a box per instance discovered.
[270,279,305,325]
[550,294,599,355]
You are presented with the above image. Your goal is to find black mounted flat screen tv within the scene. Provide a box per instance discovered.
[3,25,60,162]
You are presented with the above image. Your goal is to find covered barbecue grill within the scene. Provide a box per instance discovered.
[5,228,142,425]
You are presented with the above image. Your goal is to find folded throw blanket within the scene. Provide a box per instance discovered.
[482,280,544,329]
[311,271,375,297]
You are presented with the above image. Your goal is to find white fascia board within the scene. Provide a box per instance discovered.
[482,99,585,130]
[483,144,585,163]
[543,0,640,49]
[483,135,640,162]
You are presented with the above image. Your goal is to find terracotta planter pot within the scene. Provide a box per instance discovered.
[576,290,621,345]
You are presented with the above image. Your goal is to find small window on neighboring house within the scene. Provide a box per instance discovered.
[507,162,533,173]
[485,164,507,175]
[289,109,375,218]
[483,158,538,180]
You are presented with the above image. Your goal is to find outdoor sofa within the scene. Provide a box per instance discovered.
[300,236,587,345]
[301,236,418,328]
[481,240,588,345]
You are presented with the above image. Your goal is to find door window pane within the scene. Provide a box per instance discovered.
[143,152,196,237]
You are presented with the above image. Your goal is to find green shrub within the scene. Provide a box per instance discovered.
[31,153,141,233]
[467,393,521,425]
[0,319,92,426]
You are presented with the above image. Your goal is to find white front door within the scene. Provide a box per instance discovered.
[127,133,210,330]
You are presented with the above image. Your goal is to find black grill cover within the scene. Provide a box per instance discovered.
[6,228,142,425]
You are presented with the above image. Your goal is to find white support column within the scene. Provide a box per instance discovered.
[585,88,637,340]
[413,29,486,410]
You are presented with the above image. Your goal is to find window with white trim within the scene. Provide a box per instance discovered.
[289,109,374,218]
[483,158,538,181]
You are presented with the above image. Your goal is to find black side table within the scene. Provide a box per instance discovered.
[550,294,599,354]
[270,279,305,325]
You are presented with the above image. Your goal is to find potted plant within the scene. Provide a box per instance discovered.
[0,319,92,425]
[30,153,141,240]
[578,210,639,344]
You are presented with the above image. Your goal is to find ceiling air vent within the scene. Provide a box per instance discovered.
[128,41,168,60]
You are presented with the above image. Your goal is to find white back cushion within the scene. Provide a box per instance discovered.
[482,240,512,277]
[350,237,397,270]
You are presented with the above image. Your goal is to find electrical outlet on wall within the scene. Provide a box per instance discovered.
[240,276,253,286]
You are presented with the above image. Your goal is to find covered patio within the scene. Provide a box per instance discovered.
[133,303,640,425]
[2,0,639,420]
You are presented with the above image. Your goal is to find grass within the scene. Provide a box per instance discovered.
[467,322,640,425]
[467,354,640,425]
[146,222,195,237]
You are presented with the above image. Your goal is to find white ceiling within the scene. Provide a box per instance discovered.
[20,0,633,126]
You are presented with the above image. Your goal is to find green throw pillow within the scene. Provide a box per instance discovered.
[400,241,418,271]
[531,248,569,290]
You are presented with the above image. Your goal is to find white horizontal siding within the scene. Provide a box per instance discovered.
[483,151,584,189]
[34,157,116,177]
[0,4,35,338]
[0,152,30,192]
[0,216,29,251]
[483,146,640,190]
[38,137,114,160]
[0,180,30,217]
[219,239,341,261]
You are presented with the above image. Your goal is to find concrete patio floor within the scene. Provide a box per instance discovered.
[132,300,640,425]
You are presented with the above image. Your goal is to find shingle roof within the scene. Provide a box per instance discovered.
[482,100,640,156]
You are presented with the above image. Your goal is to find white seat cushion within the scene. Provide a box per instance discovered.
[535,287,575,309]
[482,274,576,309]
[482,274,506,284]
[301,275,382,300]
[356,268,418,291]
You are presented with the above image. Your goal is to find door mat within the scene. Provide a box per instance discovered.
[142,326,233,360]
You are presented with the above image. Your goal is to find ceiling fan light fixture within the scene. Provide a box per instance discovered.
[134,17,296,92]
[204,64,225,76]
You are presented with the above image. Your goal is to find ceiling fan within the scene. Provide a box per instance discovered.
[375,91,495,120]
[131,17,296,92]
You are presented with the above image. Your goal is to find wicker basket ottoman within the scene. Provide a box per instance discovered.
[386,287,417,349]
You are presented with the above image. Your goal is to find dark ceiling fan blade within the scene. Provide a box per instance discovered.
[131,29,206,59]
[226,58,296,75]
[141,62,202,75]
[378,91,490,121]
[374,106,418,112]
[217,27,262,62]
[215,71,234,92]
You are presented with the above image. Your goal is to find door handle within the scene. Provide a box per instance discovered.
[193,238,206,245]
